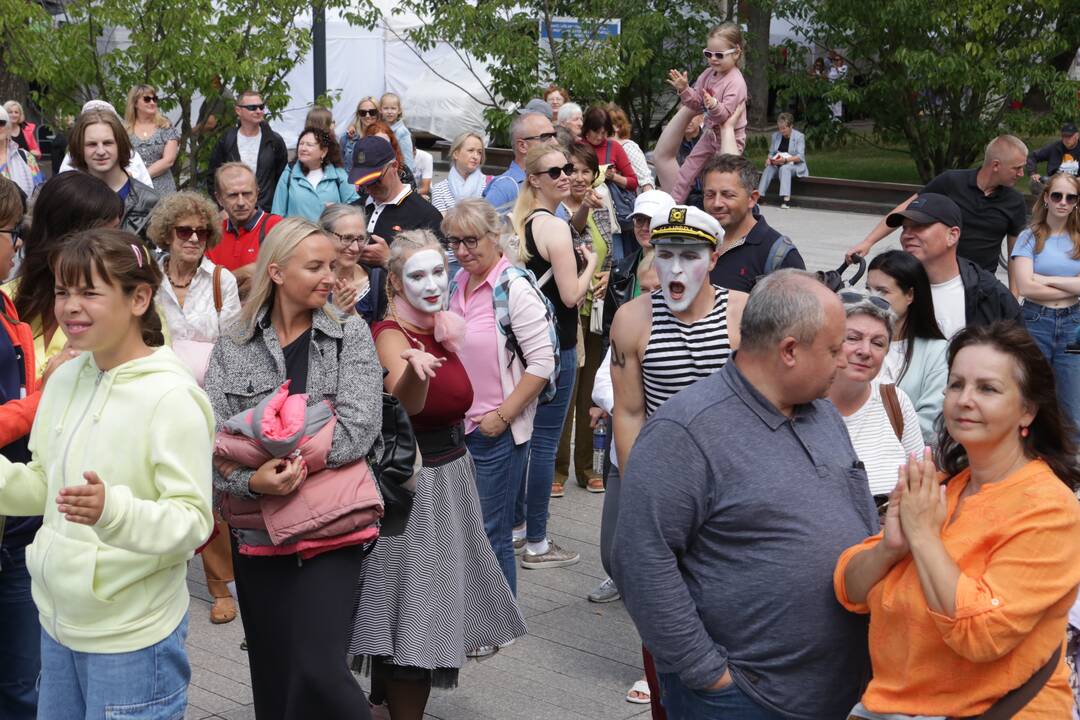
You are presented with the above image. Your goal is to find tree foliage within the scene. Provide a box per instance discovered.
[779,0,1079,181]
[0,0,338,187]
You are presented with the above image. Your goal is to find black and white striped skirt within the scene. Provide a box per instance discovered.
[349,451,527,684]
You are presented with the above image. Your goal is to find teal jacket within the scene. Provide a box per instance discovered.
[271,163,358,221]
[895,337,949,442]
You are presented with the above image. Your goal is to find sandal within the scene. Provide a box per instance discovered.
[586,477,605,493]
[210,596,237,624]
[550,482,565,498]
[626,679,651,704]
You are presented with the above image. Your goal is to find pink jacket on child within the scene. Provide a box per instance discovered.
[680,66,748,139]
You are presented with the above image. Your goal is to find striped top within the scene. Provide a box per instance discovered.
[642,286,733,415]
[839,382,924,496]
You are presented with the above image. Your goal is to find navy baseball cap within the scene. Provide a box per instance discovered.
[1062,122,1079,136]
[886,193,962,231]
[349,136,396,185]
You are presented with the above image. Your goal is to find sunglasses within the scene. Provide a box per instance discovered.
[536,163,574,180]
[839,291,892,312]
[358,109,379,117]
[703,48,739,60]
[174,226,211,242]
[238,103,266,111]
[1048,191,1079,205]
[521,131,558,143]
[0,120,6,127]
[142,95,159,104]
[0,224,20,248]
[333,232,368,248]
[446,236,480,250]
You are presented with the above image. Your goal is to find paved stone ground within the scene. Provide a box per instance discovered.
[181,205,946,720]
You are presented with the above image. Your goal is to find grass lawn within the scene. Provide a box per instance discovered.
[743,130,1058,185]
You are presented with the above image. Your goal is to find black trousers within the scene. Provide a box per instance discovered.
[232,539,371,720]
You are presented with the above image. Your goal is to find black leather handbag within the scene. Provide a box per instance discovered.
[375,392,418,537]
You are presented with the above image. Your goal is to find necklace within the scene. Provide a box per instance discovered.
[166,258,196,289]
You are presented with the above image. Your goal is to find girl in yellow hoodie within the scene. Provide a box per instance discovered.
[0,228,214,719]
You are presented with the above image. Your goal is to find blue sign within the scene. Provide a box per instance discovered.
[541,17,620,42]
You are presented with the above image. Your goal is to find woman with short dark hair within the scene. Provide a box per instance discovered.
[271,126,358,221]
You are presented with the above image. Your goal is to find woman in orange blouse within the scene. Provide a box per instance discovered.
[835,322,1080,719]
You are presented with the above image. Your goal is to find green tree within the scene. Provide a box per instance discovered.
[0,0,338,187]
[779,0,1078,181]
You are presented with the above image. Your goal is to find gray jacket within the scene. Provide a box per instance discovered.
[767,129,810,177]
[204,306,383,502]
[120,178,160,241]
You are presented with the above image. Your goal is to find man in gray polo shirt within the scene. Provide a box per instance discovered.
[612,269,877,719]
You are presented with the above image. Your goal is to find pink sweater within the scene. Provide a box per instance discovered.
[679,66,748,136]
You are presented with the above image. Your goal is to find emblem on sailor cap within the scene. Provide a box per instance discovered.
[669,207,686,224]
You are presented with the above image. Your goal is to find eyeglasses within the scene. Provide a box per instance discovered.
[333,232,367,248]
[0,120,7,128]
[521,131,558,143]
[446,236,480,250]
[0,224,20,248]
[632,215,651,227]
[536,163,574,180]
[142,95,159,104]
[238,103,266,112]
[703,48,739,60]
[174,226,211,242]
[839,291,892,312]
[358,109,378,117]
[1049,191,1079,205]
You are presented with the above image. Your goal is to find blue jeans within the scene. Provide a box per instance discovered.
[1022,301,1080,442]
[0,544,39,720]
[516,347,577,542]
[37,615,190,720]
[658,673,786,720]
[466,428,529,595]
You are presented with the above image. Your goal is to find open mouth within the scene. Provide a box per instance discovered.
[668,281,686,298]
[64,321,92,337]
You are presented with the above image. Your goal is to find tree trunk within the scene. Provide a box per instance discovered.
[742,0,772,128]
[0,56,30,116]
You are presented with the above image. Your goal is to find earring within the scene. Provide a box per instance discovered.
[1020,426,1030,438]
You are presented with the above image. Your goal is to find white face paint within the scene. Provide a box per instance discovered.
[401,249,449,314]
[652,243,712,313]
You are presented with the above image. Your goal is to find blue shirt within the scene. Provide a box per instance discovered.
[483,161,525,217]
[1010,228,1080,277]
[270,164,359,222]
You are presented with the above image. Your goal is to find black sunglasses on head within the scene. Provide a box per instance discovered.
[142,94,159,104]
[536,163,574,180]
[238,103,266,111]
[839,291,892,312]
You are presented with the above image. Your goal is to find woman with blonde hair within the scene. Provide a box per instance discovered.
[204,216,382,720]
[510,144,596,569]
[1009,171,1080,442]
[123,84,180,195]
[341,97,379,174]
[349,227,526,719]
[3,100,41,159]
[431,131,488,275]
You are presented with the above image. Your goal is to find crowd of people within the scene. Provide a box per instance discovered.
[0,19,1078,720]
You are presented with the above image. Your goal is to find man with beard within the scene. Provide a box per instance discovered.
[612,269,877,719]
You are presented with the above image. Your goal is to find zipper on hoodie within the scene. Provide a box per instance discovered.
[40,368,105,639]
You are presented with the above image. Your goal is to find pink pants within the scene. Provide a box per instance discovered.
[671,126,747,203]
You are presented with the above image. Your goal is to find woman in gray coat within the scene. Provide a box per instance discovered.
[757,112,809,208]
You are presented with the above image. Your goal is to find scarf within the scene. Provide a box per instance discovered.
[446,165,486,202]
[391,296,466,355]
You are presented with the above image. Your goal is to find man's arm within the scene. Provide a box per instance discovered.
[610,297,648,473]
[846,193,917,262]
[1026,142,1054,181]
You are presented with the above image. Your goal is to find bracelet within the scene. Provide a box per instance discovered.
[495,407,512,426]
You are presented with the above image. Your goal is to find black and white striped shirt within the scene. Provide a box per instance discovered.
[642,286,733,415]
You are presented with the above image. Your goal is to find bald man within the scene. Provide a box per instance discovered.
[849,135,1029,273]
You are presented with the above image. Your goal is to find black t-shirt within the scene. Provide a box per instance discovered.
[525,210,582,348]
[921,169,1027,272]
[366,189,444,244]
[777,136,790,154]
[709,216,806,293]
[282,328,312,395]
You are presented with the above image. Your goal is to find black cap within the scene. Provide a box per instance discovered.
[885,193,962,230]
[348,136,396,185]
[1062,122,1079,136]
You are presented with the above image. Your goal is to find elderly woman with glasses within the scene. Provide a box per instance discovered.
[319,204,387,325]
[827,293,924,507]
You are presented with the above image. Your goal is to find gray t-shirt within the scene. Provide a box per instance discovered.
[612,358,876,719]
[236,130,261,173]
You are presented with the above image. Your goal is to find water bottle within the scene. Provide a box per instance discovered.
[592,417,607,477]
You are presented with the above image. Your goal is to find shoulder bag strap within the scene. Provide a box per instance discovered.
[213,264,224,314]
[952,643,1062,720]
[258,214,268,245]
[764,235,794,275]
[880,383,904,441]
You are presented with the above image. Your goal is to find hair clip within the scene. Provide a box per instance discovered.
[130,243,144,268]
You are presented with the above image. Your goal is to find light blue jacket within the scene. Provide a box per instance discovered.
[391,120,415,173]
[768,129,810,177]
[271,163,359,222]
[894,336,949,442]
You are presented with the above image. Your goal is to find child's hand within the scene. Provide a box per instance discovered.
[667,69,690,93]
[57,471,106,525]
[703,90,719,112]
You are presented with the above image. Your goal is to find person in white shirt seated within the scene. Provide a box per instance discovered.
[827,293,923,511]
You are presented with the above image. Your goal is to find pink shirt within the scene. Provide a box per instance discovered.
[680,65,748,137]
[450,256,509,434]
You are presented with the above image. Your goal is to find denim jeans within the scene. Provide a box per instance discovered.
[37,615,190,720]
[466,428,530,594]
[1022,301,1080,442]
[0,544,39,720]
[658,672,786,720]
[516,346,577,542]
